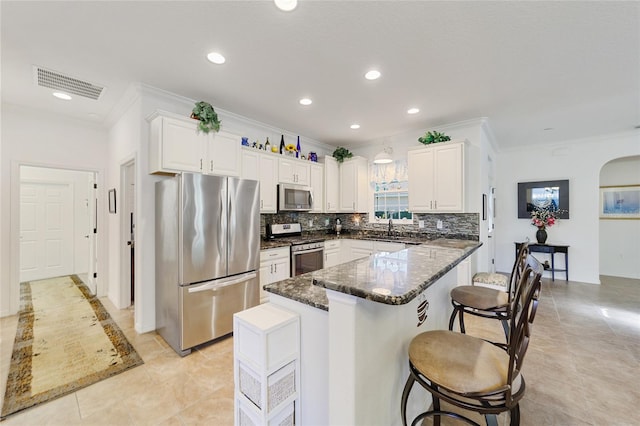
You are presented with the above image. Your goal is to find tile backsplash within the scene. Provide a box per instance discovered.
[261,212,479,240]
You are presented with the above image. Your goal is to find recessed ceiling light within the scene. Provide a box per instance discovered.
[350,124,360,130]
[364,70,381,80]
[407,108,420,114]
[543,127,554,131]
[53,92,72,100]
[299,98,312,106]
[206,52,226,64]
[274,0,297,11]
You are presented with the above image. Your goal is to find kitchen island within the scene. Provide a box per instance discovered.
[252,239,481,425]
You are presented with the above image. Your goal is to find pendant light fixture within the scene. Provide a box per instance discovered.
[373,146,393,164]
[274,0,297,11]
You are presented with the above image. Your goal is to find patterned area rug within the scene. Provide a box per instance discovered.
[1,275,143,419]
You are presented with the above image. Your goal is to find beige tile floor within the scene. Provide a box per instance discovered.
[1,275,639,425]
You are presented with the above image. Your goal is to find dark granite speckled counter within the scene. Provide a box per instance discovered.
[264,238,481,310]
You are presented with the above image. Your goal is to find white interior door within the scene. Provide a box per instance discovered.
[20,181,73,281]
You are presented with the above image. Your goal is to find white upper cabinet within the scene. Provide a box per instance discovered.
[339,156,368,212]
[241,148,278,213]
[324,156,339,213]
[148,111,240,176]
[309,163,324,213]
[278,157,310,185]
[408,140,465,212]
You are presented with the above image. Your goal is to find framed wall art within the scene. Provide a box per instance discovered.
[518,180,570,219]
[600,185,640,219]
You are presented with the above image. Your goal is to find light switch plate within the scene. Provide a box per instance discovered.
[308,219,313,227]
[418,220,425,229]
[325,219,330,226]
[437,220,443,229]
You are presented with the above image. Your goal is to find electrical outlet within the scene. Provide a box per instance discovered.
[308,219,313,227]
[324,219,330,226]
[436,220,443,229]
[418,220,425,229]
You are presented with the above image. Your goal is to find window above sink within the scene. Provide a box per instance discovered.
[370,159,413,224]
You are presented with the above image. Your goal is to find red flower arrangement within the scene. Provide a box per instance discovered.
[530,208,558,229]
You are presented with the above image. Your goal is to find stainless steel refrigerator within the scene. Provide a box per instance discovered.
[155,173,260,356]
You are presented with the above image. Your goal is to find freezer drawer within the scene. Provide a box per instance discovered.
[180,272,258,351]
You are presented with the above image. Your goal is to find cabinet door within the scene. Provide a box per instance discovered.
[339,160,356,212]
[408,148,435,212]
[294,162,310,185]
[350,240,374,261]
[241,149,259,181]
[278,158,296,183]
[161,117,204,173]
[259,155,278,213]
[273,258,290,281]
[309,163,324,213]
[207,131,241,176]
[258,261,272,304]
[324,156,339,212]
[325,249,340,268]
[374,241,405,254]
[434,144,463,211]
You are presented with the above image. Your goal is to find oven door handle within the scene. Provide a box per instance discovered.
[293,247,324,255]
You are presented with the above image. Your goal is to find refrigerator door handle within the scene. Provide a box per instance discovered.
[188,271,257,293]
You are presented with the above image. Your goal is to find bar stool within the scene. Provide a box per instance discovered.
[448,243,530,341]
[400,255,542,426]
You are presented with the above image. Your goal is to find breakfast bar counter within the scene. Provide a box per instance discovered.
[258,239,481,426]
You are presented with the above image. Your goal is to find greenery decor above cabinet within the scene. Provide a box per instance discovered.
[148,110,240,176]
[408,140,465,212]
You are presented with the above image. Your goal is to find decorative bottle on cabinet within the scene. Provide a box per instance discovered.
[265,138,270,152]
[279,135,285,154]
[296,136,301,158]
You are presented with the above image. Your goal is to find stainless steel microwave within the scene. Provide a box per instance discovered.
[278,184,313,211]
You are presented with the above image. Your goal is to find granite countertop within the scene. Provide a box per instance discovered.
[263,238,481,310]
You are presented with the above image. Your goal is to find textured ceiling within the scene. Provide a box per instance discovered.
[1,1,638,150]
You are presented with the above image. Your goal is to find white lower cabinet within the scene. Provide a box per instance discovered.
[346,239,406,262]
[349,240,374,261]
[259,247,291,304]
[374,241,405,254]
[324,240,341,268]
[233,304,300,426]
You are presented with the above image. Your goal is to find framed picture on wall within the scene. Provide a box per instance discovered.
[108,188,117,214]
[517,180,570,219]
[600,185,640,219]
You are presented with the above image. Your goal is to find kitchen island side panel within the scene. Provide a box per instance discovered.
[267,266,457,426]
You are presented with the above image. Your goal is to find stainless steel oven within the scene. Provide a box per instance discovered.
[291,241,324,276]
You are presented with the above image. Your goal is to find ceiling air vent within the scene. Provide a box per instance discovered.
[34,66,105,100]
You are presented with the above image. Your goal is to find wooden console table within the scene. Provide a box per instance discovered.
[515,242,569,282]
